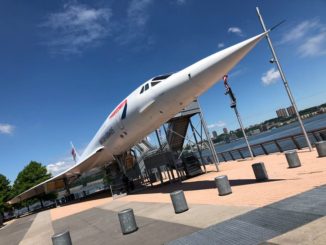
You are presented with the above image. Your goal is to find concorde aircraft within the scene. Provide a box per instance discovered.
[8,31,268,204]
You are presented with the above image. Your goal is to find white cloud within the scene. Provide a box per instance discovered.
[280,19,319,44]
[208,121,226,129]
[227,27,243,36]
[47,160,75,176]
[298,31,326,57]
[46,144,86,176]
[280,19,326,58]
[0,123,14,134]
[117,0,153,45]
[261,68,280,86]
[127,0,152,27]
[218,43,225,48]
[42,2,112,55]
[176,0,187,5]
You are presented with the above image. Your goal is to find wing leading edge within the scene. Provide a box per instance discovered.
[8,146,105,205]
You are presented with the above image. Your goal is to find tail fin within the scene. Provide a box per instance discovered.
[70,142,80,162]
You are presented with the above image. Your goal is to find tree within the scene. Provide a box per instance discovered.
[0,174,11,214]
[12,161,51,199]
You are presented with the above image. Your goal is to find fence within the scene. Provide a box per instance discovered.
[202,126,326,163]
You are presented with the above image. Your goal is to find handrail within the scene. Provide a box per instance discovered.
[211,126,326,162]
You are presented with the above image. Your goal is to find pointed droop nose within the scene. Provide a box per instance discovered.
[184,32,268,93]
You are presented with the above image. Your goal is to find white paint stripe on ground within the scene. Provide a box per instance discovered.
[20,210,54,245]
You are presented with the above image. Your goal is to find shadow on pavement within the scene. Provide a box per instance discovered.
[131,178,285,194]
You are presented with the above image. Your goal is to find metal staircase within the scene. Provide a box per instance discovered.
[166,100,201,152]
[167,116,191,152]
[181,153,203,177]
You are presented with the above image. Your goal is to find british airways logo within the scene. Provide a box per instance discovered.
[109,99,127,120]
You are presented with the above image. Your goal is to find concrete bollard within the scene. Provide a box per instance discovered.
[118,208,138,235]
[285,150,301,168]
[315,141,326,157]
[215,175,232,196]
[170,190,188,213]
[320,132,326,141]
[52,231,72,245]
[252,162,268,181]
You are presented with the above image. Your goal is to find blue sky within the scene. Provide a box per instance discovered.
[1,0,326,182]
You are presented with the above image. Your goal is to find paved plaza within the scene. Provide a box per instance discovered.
[1,149,326,244]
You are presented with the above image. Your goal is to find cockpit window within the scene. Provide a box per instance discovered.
[140,81,155,95]
[151,81,160,87]
[152,74,173,81]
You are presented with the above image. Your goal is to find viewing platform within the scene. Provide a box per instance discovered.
[1,148,326,244]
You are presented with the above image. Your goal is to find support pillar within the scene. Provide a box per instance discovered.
[190,119,206,173]
[39,198,44,209]
[163,124,181,181]
[197,99,220,171]
[155,129,163,150]
[63,178,71,196]
[115,155,126,175]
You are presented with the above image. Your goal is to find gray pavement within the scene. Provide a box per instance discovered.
[99,201,253,228]
[0,214,36,245]
[2,185,326,245]
[20,210,53,245]
[167,185,326,245]
[52,207,199,245]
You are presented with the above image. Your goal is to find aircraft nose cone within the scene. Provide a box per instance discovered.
[187,32,267,92]
[213,32,267,74]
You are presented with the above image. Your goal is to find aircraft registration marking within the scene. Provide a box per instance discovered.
[99,127,115,145]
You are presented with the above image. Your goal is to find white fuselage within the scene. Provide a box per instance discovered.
[79,32,266,167]
[8,32,269,205]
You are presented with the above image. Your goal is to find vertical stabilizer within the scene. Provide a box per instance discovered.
[70,142,80,162]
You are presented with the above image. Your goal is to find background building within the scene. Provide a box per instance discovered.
[223,128,228,134]
[212,130,218,139]
[276,108,288,118]
[287,105,296,116]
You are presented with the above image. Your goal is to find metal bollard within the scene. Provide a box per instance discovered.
[316,141,326,157]
[52,231,72,245]
[118,208,138,235]
[170,190,188,214]
[285,150,301,168]
[252,162,268,181]
[215,175,232,196]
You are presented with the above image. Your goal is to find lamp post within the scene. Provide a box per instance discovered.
[256,7,312,151]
